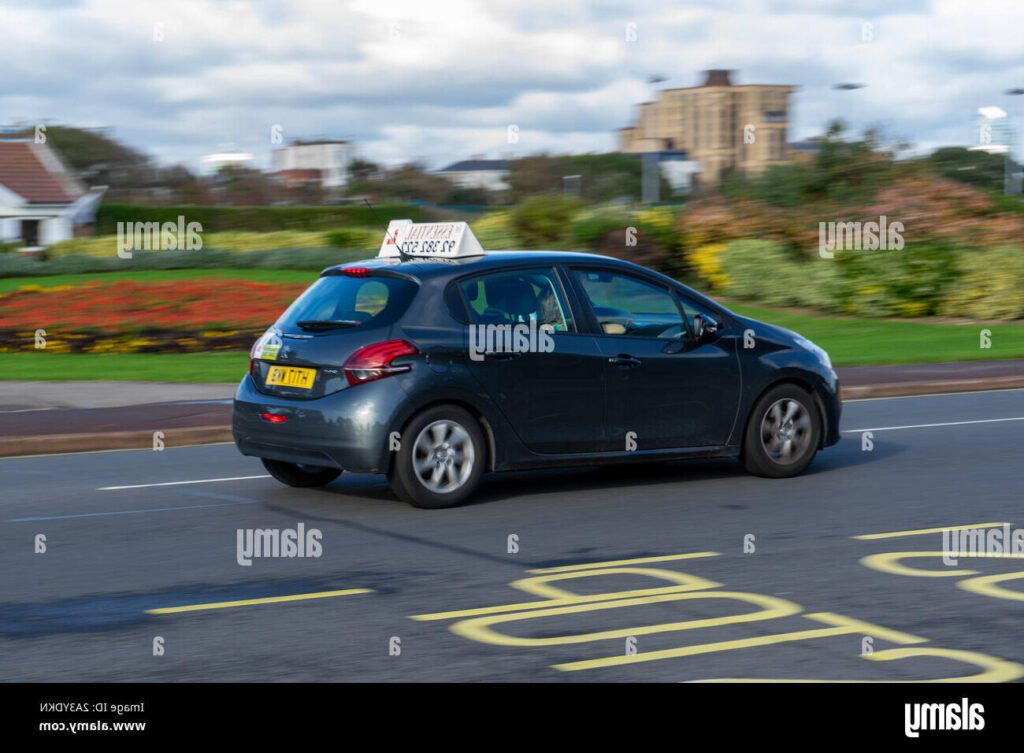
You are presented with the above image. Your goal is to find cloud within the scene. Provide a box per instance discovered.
[1,0,1022,170]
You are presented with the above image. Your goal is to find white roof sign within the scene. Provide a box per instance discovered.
[379,220,485,259]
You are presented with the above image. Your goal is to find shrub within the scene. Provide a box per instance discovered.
[509,196,581,247]
[470,211,523,249]
[690,243,729,290]
[838,243,959,317]
[569,214,631,247]
[323,227,380,250]
[720,239,845,311]
[940,246,1024,320]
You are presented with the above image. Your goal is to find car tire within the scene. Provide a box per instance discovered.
[261,458,342,487]
[389,405,486,509]
[742,384,821,478]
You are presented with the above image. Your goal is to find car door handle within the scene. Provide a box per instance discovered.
[485,351,522,360]
[608,355,641,367]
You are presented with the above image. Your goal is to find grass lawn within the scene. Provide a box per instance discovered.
[0,352,247,382]
[728,303,1024,366]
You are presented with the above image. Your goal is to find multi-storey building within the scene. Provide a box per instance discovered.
[618,70,795,185]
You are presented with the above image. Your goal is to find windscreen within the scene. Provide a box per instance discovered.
[275,274,418,332]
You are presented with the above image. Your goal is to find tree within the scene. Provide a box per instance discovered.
[926,147,1006,191]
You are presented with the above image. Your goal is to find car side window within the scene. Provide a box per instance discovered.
[572,269,685,339]
[458,268,572,332]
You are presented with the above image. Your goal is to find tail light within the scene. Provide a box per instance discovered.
[343,339,418,386]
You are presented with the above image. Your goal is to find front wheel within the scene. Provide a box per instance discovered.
[261,458,342,487]
[388,405,485,509]
[742,384,821,478]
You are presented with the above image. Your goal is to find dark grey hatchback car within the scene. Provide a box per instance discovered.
[233,221,841,508]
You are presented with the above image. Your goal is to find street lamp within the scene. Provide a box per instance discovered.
[1004,88,1024,194]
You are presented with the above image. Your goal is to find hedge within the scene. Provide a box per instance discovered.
[94,203,426,235]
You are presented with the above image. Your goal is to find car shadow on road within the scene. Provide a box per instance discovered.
[315,435,905,507]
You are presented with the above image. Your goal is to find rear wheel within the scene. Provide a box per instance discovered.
[742,384,821,478]
[389,405,485,509]
[261,458,342,487]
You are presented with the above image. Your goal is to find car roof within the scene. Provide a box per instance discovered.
[321,250,635,280]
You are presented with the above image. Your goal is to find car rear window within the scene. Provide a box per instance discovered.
[275,274,418,331]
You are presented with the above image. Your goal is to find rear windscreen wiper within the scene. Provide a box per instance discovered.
[296,319,361,331]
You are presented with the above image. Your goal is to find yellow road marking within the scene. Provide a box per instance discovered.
[528,552,720,574]
[853,522,1008,540]
[861,551,1024,578]
[413,566,721,621]
[553,611,925,672]
[147,588,372,614]
[958,572,1024,602]
[450,590,802,648]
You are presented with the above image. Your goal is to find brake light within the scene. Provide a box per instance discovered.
[343,339,418,386]
[342,267,371,277]
[261,412,288,423]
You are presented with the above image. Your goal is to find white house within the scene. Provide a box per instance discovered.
[436,159,511,192]
[272,139,354,189]
[0,138,105,250]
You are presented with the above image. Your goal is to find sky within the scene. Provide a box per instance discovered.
[2,0,1022,172]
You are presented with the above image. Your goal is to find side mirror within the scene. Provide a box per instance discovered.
[693,313,720,342]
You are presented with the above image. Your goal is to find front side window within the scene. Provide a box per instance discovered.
[459,268,571,332]
[573,268,685,339]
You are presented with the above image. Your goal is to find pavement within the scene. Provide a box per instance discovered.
[1,388,1022,681]
[0,359,1021,457]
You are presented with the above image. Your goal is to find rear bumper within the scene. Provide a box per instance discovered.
[232,375,406,473]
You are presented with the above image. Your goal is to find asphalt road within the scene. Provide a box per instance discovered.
[2,389,1022,682]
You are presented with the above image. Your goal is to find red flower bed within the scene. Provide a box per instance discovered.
[0,279,307,331]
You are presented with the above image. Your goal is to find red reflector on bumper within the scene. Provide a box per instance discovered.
[260,413,288,423]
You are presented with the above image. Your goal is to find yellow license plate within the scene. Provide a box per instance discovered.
[264,365,316,389]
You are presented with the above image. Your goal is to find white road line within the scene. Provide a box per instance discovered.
[99,475,270,491]
[842,417,1024,433]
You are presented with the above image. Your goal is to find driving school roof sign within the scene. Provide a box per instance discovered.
[379,220,486,259]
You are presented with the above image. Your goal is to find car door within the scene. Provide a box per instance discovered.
[457,266,608,454]
[568,266,741,451]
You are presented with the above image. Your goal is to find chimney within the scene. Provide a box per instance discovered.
[702,69,734,87]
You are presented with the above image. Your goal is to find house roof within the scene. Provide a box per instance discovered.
[438,159,511,172]
[0,140,85,204]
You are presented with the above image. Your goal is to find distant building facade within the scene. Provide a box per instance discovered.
[273,139,354,189]
[618,70,796,185]
[436,159,511,192]
[0,137,105,249]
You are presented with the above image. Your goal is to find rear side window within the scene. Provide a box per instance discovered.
[276,274,418,331]
[458,268,571,332]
